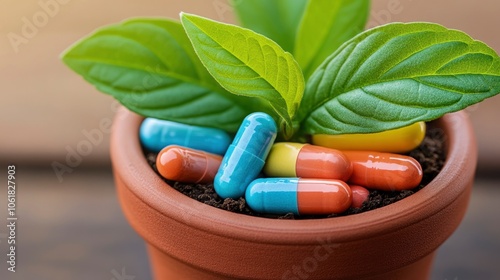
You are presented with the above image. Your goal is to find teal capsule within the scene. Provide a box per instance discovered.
[246,178,299,215]
[214,112,277,199]
[139,118,231,155]
[246,178,352,215]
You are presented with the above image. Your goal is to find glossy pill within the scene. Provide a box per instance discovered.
[246,178,352,215]
[343,151,423,191]
[156,146,222,184]
[214,113,277,199]
[350,185,370,208]
[140,118,231,155]
[264,143,352,181]
[312,122,426,153]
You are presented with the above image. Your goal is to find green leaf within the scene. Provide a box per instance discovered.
[295,0,370,79]
[61,18,263,132]
[232,0,308,53]
[180,13,305,139]
[300,22,500,135]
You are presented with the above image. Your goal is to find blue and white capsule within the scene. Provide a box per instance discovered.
[246,178,352,215]
[139,118,231,155]
[214,112,277,199]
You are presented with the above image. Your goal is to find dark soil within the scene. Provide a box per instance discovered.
[145,124,446,219]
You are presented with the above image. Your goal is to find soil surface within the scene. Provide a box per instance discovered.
[145,124,446,219]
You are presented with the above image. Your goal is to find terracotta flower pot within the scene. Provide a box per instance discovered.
[111,106,477,280]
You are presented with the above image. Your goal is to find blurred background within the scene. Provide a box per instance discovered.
[0,0,499,279]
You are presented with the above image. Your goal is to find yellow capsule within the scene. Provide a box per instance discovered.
[312,122,426,153]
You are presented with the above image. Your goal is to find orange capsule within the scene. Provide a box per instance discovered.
[264,143,352,181]
[156,145,222,184]
[343,151,423,191]
[350,185,370,208]
[298,179,352,215]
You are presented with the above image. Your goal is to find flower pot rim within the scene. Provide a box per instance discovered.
[111,107,476,245]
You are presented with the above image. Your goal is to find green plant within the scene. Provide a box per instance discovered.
[62,0,500,140]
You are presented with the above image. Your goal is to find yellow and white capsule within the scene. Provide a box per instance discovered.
[312,122,426,153]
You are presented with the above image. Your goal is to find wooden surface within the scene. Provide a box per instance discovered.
[0,168,498,280]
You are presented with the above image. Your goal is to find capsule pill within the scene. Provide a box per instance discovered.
[156,146,222,184]
[264,143,352,181]
[343,151,423,191]
[350,185,370,208]
[312,122,426,153]
[246,178,352,215]
[140,118,231,155]
[214,112,277,199]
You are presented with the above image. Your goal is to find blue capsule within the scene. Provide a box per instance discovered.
[139,118,231,155]
[245,178,353,215]
[246,178,300,215]
[214,112,277,199]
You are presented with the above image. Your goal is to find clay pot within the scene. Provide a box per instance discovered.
[111,107,477,280]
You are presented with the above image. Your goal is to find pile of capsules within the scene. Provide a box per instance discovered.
[140,112,426,216]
